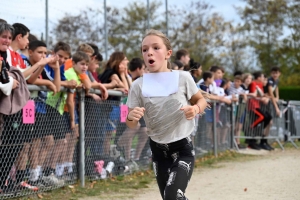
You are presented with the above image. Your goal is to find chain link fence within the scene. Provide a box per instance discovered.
[0,86,299,199]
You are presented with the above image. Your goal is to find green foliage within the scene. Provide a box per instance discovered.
[50,0,300,85]
[279,86,300,101]
[236,0,300,84]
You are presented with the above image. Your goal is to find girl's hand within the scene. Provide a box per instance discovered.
[127,107,145,121]
[180,105,196,120]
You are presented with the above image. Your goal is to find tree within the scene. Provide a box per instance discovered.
[219,23,256,73]
[168,1,228,70]
[107,1,164,59]
[51,7,104,52]
[236,0,287,73]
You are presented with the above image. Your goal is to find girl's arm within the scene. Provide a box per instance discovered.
[190,90,208,114]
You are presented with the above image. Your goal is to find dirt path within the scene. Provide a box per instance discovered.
[81,149,300,200]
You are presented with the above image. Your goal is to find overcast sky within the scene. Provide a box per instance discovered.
[3,0,246,38]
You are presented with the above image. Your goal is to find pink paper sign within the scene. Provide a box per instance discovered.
[23,100,35,124]
[120,105,128,123]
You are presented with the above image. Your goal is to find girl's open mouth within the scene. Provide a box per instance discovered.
[149,59,155,65]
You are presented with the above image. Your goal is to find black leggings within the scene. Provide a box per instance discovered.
[150,137,194,200]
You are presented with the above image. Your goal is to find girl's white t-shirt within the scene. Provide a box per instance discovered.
[127,70,199,144]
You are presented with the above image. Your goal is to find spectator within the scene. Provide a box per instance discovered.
[247,71,273,151]
[199,71,217,147]
[7,23,42,82]
[98,51,130,156]
[189,59,202,83]
[228,75,248,149]
[59,48,92,178]
[41,41,74,179]
[117,58,148,163]
[24,40,61,187]
[264,67,281,116]
[0,22,30,193]
[175,49,190,70]
[172,60,184,70]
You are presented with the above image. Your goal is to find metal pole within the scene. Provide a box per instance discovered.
[212,101,218,157]
[79,89,85,187]
[45,0,49,46]
[147,0,150,29]
[231,103,236,149]
[104,0,108,60]
[165,0,168,37]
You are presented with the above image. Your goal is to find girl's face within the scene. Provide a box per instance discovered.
[244,75,252,85]
[119,56,129,73]
[142,35,172,73]
[0,30,12,52]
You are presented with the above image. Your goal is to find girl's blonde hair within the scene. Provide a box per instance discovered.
[142,29,172,69]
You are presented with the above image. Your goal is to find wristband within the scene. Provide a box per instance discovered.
[127,115,133,121]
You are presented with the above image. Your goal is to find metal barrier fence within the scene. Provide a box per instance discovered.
[0,86,299,199]
[233,97,287,150]
[286,101,300,148]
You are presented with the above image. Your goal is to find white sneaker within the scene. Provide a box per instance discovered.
[127,160,139,173]
[105,162,115,174]
[42,174,64,187]
[195,147,208,154]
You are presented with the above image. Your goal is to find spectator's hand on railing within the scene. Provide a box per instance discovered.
[12,78,19,89]
[180,105,197,120]
[242,94,248,102]
[98,83,108,100]
[220,96,231,105]
[128,107,145,121]
[65,80,77,89]
[231,95,238,102]
[47,81,57,95]
[261,97,269,105]
[114,88,128,95]
[90,93,101,102]
[275,107,281,117]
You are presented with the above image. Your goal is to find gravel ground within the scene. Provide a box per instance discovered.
[80,149,300,200]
